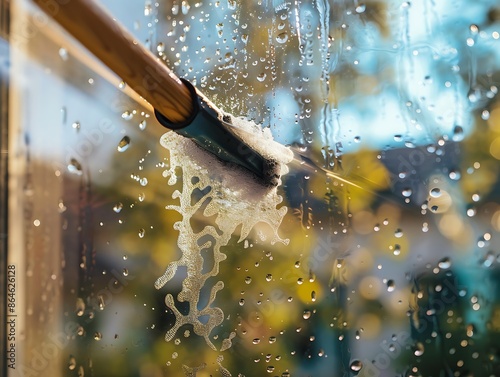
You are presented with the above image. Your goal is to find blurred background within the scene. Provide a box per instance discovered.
[2,0,500,376]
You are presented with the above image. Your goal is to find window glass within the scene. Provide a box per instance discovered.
[5,1,500,376]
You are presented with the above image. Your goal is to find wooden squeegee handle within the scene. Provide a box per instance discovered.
[33,0,193,123]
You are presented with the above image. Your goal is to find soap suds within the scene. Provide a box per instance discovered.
[156,128,291,351]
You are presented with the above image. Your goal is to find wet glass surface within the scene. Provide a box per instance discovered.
[3,0,500,376]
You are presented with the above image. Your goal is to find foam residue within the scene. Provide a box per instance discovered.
[227,114,294,169]
[155,129,291,351]
[182,363,207,376]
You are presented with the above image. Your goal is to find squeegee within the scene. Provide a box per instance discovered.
[32,0,282,186]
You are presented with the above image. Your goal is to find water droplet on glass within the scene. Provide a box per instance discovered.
[216,22,224,32]
[350,360,363,373]
[452,125,464,142]
[466,323,475,337]
[138,228,145,238]
[252,338,260,345]
[438,257,451,269]
[139,120,147,130]
[276,32,288,44]
[68,355,76,370]
[118,81,126,89]
[94,332,102,341]
[387,280,395,292]
[309,271,316,282]
[423,144,436,154]
[257,73,267,82]
[121,111,133,120]
[468,87,482,103]
[355,4,366,13]
[123,268,129,277]
[68,158,83,175]
[72,121,80,130]
[414,342,425,356]
[303,310,311,319]
[239,299,245,306]
[117,136,131,152]
[449,169,461,180]
[402,188,412,197]
[393,244,401,256]
[394,229,403,238]
[139,177,148,186]
[97,295,105,310]
[157,42,165,53]
[113,202,123,213]
[430,188,441,198]
[59,47,69,61]
[269,336,276,344]
[265,274,272,282]
[245,276,252,284]
[181,0,190,14]
[144,1,152,16]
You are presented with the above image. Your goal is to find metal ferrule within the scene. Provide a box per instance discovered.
[154,79,278,186]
